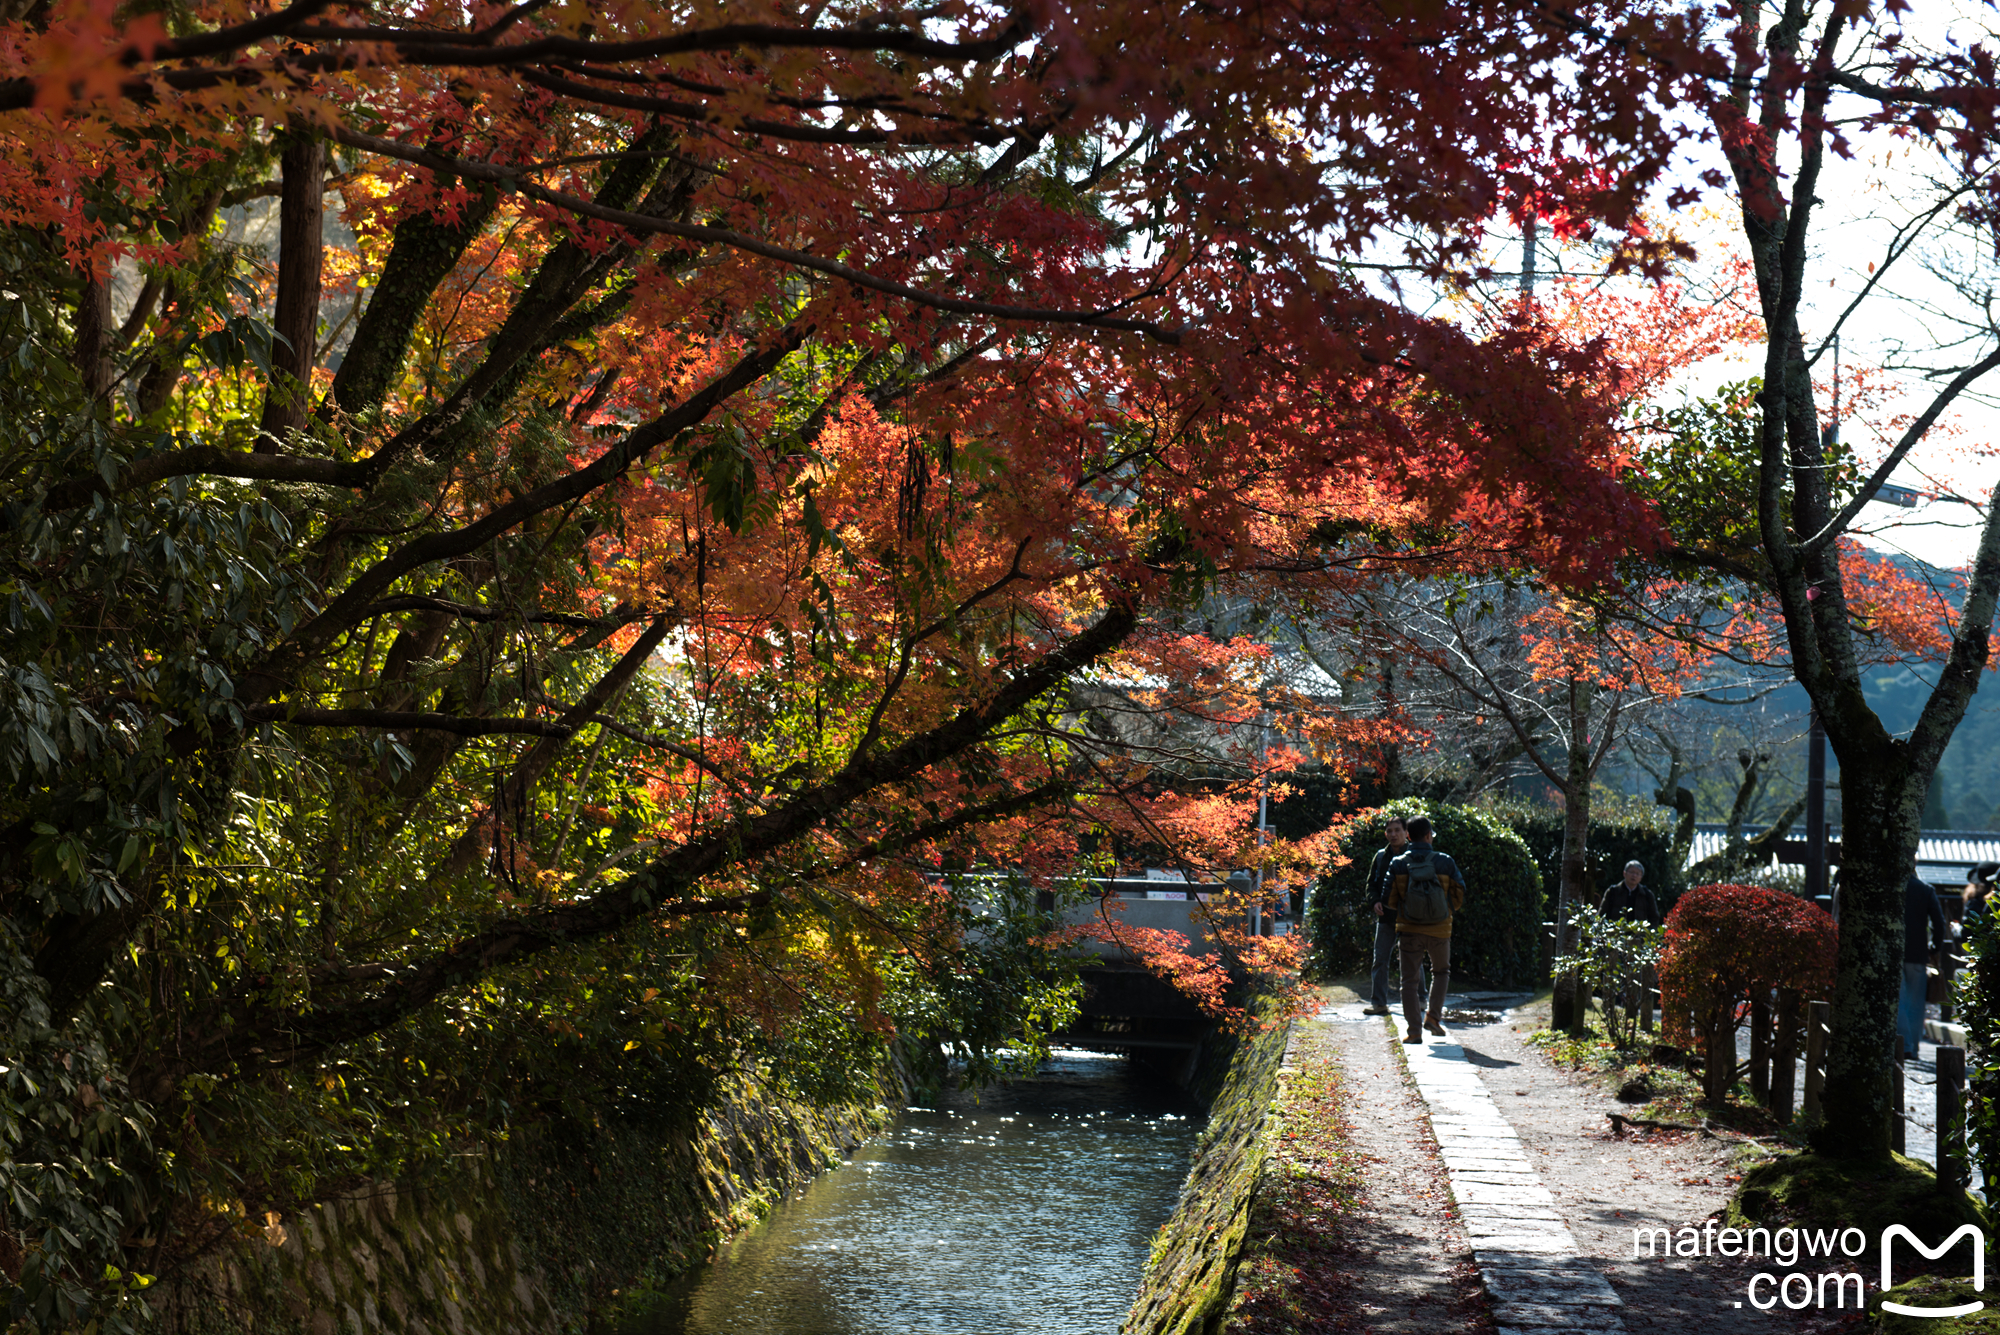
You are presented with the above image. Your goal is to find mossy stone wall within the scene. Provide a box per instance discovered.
[150,1069,895,1335]
[1121,1013,1293,1335]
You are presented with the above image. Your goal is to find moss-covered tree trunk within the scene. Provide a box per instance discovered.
[1812,762,1922,1155]
[1705,0,2000,1159]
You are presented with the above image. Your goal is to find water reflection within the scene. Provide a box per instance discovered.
[634,1049,1203,1335]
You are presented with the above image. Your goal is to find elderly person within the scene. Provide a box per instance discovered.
[1596,860,1662,1022]
[1599,860,1662,924]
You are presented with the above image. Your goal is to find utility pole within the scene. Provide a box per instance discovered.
[1253,714,1272,933]
[1805,712,1828,908]
[1804,335,1837,913]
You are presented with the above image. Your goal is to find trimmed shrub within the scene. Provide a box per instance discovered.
[1306,800,1544,987]
[1658,883,1837,1105]
[1502,802,1684,913]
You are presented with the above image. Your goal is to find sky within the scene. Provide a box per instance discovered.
[1362,3,2000,573]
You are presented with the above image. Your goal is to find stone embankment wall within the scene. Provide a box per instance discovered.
[151,1070,895,1335]
[1121,1011,1294,1335]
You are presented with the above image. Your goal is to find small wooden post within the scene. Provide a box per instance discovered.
[1640,981,1655,1034]
[1892,1041,1907,1155]
[1802,999,1831,1123]
[1771,989,1800,1123]
[1939,1045,1967,1191]
[1751,994,1772,1105]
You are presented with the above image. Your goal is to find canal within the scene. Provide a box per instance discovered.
[627,1048,1205,1334]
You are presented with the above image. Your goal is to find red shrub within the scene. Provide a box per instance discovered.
[1659,883,1838,1104]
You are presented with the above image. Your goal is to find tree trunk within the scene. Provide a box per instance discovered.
[73,264,112,399]
[1557,683,1595,1036]
[1810,763,1921,1156]
[259,130,326,446]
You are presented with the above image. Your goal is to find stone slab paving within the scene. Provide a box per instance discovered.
[1324,994,1628,1335]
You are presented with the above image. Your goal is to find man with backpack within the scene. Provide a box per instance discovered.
[1385,815,1468,1044]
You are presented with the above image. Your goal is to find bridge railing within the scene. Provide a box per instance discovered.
[1057,878,1261,962]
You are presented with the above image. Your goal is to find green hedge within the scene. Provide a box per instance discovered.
[1306,800,1544,988]
[1502,805,1683,914]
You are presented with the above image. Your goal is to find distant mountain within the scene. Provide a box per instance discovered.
[1609,548,2000,828]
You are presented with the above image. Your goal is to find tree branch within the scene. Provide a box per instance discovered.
[194,599,1138,1067]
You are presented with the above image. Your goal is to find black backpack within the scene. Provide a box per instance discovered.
[1401,849,1452,925]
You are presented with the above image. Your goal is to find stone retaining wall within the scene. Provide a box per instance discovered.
[1121,1012,1294,1335]
[150,1069,895,1335]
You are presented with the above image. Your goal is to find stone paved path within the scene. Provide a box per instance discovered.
[1323,996,1626,1335]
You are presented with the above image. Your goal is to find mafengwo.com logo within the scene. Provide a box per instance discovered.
[1881,1226,1984,1318]
[1631,1222,1985,1314]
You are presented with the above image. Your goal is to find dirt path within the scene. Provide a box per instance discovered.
[1312,1006,1491,1334]
[1456,1005,1839,1333]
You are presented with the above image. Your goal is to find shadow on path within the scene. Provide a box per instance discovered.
[1303,1005,1489,1334]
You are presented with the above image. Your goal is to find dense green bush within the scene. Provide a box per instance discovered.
[1954,913,2000,1187]
[1502,802,1684,913]
[1306,800,1544,987]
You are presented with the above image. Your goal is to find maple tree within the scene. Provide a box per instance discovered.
[0,0,1726,1319]
[1269,270,1760,945]
[1659,882,1836,1106]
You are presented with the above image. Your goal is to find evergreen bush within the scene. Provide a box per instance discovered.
[1306,800,1544,987]
[1502,802,1684,912]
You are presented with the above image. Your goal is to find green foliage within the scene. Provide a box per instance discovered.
[1553,904,1663,1049]
[1953,914,2000,1186]
[0,924,157,1335]
[880,876,1082,1097]
[1498,799,1684,911]
[1629,378,1861,571]
[1306,800,1543,987]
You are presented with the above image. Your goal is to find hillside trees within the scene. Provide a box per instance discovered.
[0,0,1716,1319]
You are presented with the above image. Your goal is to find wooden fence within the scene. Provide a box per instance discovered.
[1651,990,1977,1191]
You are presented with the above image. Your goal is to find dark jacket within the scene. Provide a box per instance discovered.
[1367,846,1402,906]
[1386,843,1468,938]
[1907,876,1948,965]
[1599,882,1662,926]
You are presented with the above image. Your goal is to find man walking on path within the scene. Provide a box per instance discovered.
[1362,816,1410,1016]
[1387,815,1467,1044]
[1598,861,1661,924]
[1901,874,1949,1058]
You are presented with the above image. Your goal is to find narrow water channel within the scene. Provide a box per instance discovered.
[629,1048,1204,1335]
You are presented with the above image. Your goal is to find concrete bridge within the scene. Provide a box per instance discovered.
[1046,878,1287,1082]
